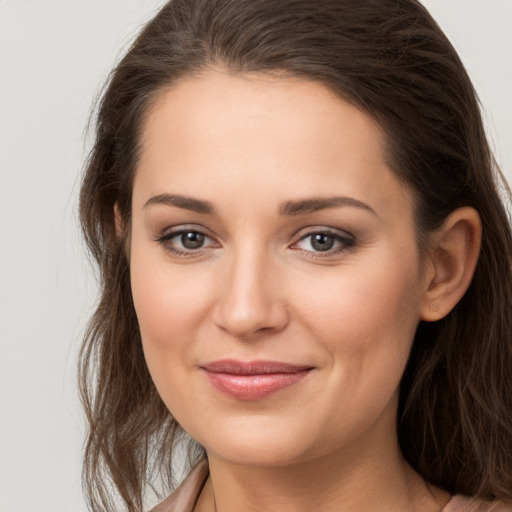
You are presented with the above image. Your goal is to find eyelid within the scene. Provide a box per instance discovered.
[157,223,214,239]
[154,223,355,258]
[291,225,355,242]
[156,224,221,256]
[290,227,356,255]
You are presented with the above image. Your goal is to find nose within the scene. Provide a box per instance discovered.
[213,246,289,340]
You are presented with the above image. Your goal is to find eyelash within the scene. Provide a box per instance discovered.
[156,227,219,257]
[291,229,356,257]
[156,227,356,258]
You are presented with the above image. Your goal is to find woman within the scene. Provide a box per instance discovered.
[78,0,512,511]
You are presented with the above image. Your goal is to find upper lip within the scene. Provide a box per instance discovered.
[201,359,314,375]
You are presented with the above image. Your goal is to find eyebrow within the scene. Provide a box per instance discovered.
[143,193,215,214]
[278,196,377,217]
[143,193,376,217]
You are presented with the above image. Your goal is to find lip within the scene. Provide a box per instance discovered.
[201,359,314,400]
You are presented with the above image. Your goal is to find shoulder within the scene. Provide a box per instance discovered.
[151,459,209,512]
[443,495,512,512]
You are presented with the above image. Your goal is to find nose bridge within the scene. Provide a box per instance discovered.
[214,239,288,338]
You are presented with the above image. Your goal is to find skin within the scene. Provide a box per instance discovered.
[126,70,481,512]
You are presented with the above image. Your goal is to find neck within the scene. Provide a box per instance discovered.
[195,430,449,512]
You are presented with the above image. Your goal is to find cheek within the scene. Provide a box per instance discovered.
[309,260,422,436]
[296,253,422,385]
[129,243,217,400]
[131,249,211,341]
[322,248,419,331]
[130,256,217,428]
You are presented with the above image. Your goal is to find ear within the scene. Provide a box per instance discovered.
[420,207,482,322]
[114,202,124,240]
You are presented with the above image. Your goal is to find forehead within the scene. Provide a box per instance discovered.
[140,70,385,160]
[134,70,412,221]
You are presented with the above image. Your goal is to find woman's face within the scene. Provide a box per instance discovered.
[129,71,429,467]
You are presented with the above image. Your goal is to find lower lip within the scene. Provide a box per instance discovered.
[203,370,312,400]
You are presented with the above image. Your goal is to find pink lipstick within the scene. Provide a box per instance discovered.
[201,360,313,400]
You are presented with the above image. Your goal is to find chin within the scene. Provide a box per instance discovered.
[188,415,324,468]
[206,440,310,468]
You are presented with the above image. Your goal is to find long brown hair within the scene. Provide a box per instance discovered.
[79,1,512,510]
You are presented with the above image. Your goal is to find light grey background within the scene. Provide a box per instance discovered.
[0,1,510,511]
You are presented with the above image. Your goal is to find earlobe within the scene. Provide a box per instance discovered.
[420,207,482,322]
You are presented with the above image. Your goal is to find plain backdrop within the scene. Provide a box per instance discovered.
[0,1,510,511]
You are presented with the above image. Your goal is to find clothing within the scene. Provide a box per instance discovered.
[152,460,209,512]
[152,459,511,512]
[443,497,511,512]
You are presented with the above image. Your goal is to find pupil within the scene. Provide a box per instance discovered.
[312,234,334,251]
[182,231,205,249]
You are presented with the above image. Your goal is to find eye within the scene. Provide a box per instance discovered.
[179,231,206,249]
[292,230,355,255]
[157,227,218,256]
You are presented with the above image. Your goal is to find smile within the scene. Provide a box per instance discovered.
[201,360,314,400]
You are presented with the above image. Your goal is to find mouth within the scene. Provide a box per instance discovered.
[200,359,314,400]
